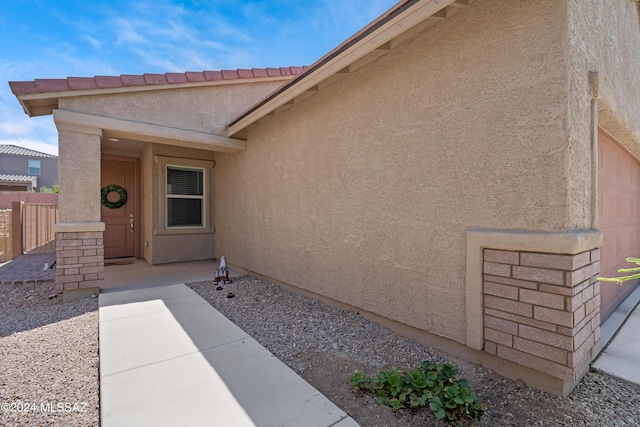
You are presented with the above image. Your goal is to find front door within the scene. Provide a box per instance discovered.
[101,156,138,259]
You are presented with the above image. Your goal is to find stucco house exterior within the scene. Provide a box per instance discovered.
[0,145,58,191]
[9,0,640,396]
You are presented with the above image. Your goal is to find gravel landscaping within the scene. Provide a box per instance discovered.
[188,276,640,427]
[0,282,99,427]
[1,275,639,426]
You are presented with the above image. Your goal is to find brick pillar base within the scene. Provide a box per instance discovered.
[55,222,105,298]
[482,249,601,390]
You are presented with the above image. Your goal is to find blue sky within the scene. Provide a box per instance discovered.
[0,0,397,156]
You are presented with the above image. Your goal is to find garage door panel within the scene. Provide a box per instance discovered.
[598,193,619,227]
[600,139,618,176]
[598,128,640,321]
[618,226,634,253]
[620,196,634,224]
[600,232,620,274]
[619,157,632,186]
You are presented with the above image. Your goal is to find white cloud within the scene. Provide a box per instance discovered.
[0,117,32,137]
[0,92,58,156]
[129,47,181,72]
[114,18,148,45]
[82,35,102,50]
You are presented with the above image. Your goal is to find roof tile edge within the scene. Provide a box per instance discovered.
[8,67,308,96]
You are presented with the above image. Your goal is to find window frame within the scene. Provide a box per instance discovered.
[28,159,41,175]
[165,164,205,229]
[154,155,214,236]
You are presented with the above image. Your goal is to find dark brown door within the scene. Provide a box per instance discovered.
[101,157,138,259]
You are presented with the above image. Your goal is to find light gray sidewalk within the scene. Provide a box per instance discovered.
[99,282,359,427]
[592,285,640,387]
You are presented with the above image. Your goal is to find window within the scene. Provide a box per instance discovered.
[166,166,204,227]
[28,160,40,175]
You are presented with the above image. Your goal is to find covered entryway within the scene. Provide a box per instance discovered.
[9,69,290,295]
[598,127,640,321]
[101,156,139,259]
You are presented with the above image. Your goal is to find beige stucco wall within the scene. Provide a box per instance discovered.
[59,81,283,134]
[566,0,640,222]
[55,123,103,223]
[215,0,572,343]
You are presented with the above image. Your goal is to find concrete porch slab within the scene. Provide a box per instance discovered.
[103,259,242,291]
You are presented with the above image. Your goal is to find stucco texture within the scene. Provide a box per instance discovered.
[215,0,571,343]
[566,0,640,226]
[57,125,102,223]
[58,82,284,134]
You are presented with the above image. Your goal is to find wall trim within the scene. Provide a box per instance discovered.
[54,221,105,233]
[54,109,246,153]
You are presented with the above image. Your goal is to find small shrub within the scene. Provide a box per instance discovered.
[350,370,371,390]
[350,361,483,424]
[39,183,59,193]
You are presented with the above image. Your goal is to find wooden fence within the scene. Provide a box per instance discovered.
[0,202,59,262]
[0,209,9,263]
[22,203,59,253]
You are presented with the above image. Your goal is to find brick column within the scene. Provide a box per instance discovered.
[482,249,601,388]
[56,230,104,292]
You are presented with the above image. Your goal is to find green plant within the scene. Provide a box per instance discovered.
[598,257,640,284]
[350,361,483,424]
[39,183,59,193]
[350,370,370,391]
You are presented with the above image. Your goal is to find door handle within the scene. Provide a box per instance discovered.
[130,218,134,232]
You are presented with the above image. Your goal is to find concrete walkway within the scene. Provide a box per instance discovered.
[99,263,359,427]
[592,285,640,387]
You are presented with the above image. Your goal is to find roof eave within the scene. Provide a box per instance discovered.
[226,0,463,137]
[11,74,296,118]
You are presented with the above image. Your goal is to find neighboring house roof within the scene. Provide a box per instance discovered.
[9,67,309,117]
[0,145,56,158]
[0,174,38,185]
[226,0,468,137]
